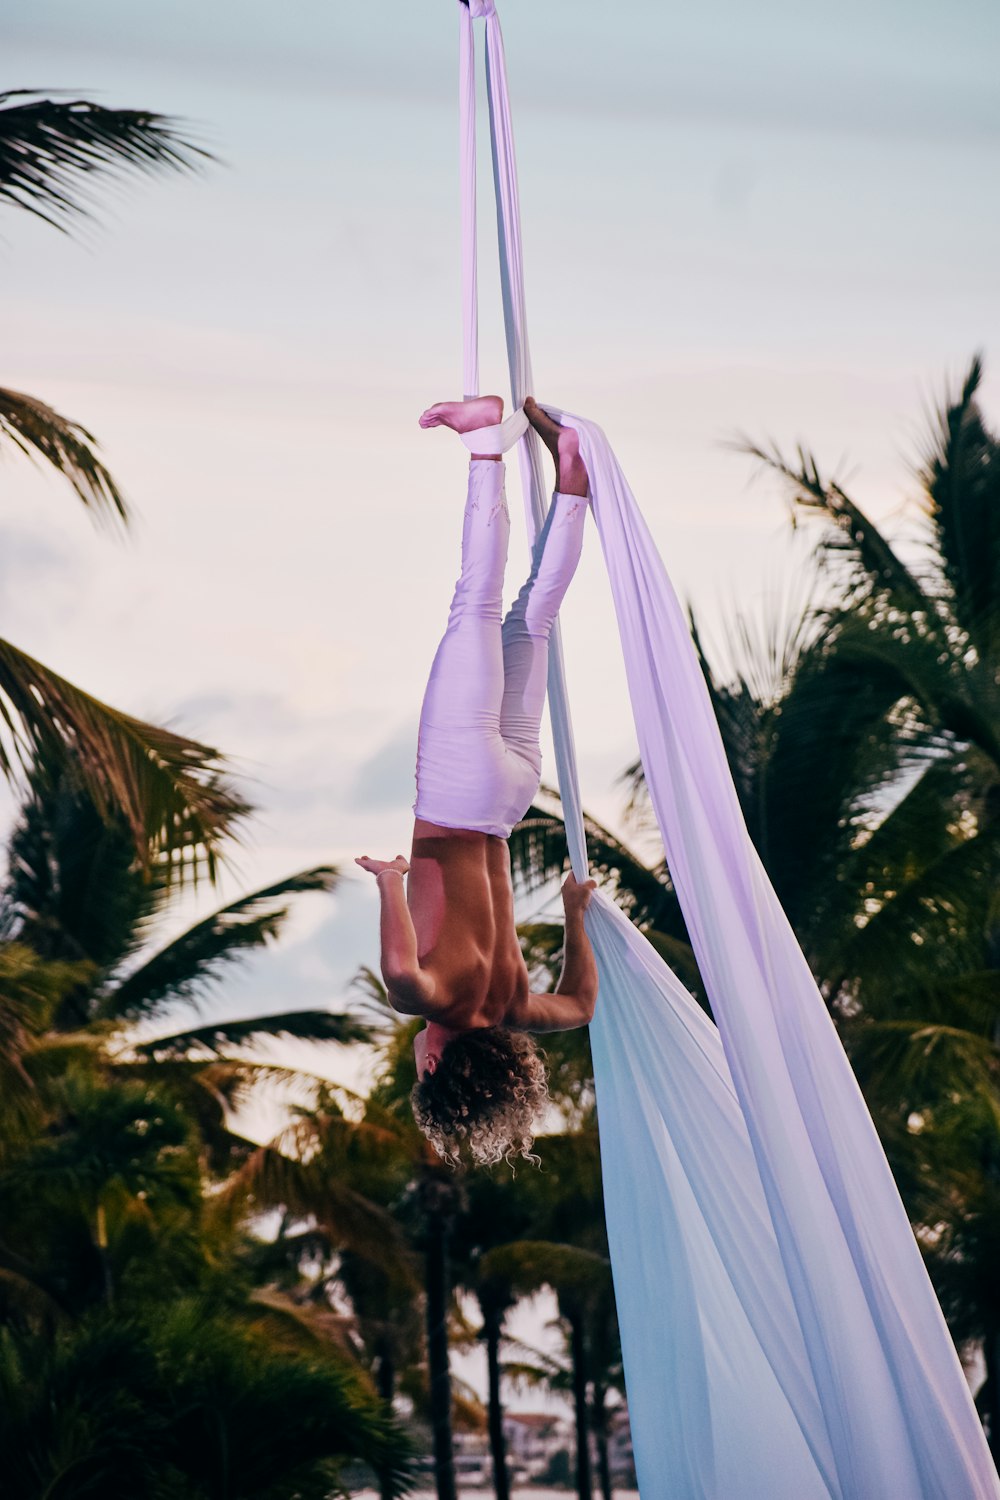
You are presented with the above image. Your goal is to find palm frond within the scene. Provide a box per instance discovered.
[825,611,1000,768]
[740,438,941,616]
[848,1019,1000,1128]
[666,587,826,829]
[0,386,127,527]
[0,942,94,1122]
[135,1009,373,1059]
[510,790,680,932]
[480,1240,611,1304]
[748,633,935,940]
[349,965,400,1030]
[218,1140,413,1277]
[98,866,339,1020]
[499,1332,568,1377]
[919,355,1000,663]
[0,763,171,983]
[114,1053,363,1117]
[0,1263,65,1330]
[840,755,970,907]
[0,636,252,881]
[622,614,902,949]
[869,972,1000,1035]
[841,818,1000,1006]
[516,921,567,984]
[247,1287,363,1363]
[0,91,213,231]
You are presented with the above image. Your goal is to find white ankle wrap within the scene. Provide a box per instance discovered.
[460,406,529,454]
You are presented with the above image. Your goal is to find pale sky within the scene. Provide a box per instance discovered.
[3,0,999,1097]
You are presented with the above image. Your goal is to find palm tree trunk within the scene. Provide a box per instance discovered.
[483,1305,511,1500]
[568,1308,593,1500]
[425,1193,458,1500]
[95,1201,114,1306]
[592,1381,613,1500]
[375,1340,397,1500]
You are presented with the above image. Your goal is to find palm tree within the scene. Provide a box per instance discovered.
[0,88,248,879]
[504,1301,627,1500]
[466,1123,613,1500]
[223,1093,470,1498]
[227,975,539,1500]
[449,1166,541,1500]
[0,1297,415,1499]
[0,88,207,526]
[363,977,475,1500]
[737,356,1000,999]
[0,788,416,1490]
[0,1067,205,1314]
[0,764,373,1190]
[483,1235,615,1500]
[742,360,1000,1259]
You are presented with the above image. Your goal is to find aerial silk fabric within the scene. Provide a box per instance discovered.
[456,4,1000,1497]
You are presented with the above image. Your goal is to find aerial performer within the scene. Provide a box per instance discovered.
[356,393,598,1166]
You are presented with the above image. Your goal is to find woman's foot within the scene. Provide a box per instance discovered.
[524,397,588,497]
[418,394,504,434]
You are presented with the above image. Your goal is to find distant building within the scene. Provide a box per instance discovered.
[502,1410,571,1473]
[422,1403,635,1489]
[607,1403,636,1481]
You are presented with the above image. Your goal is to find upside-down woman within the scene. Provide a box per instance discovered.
[356,395,598,1166]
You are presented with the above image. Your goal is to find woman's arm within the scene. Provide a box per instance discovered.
[505,874,598,1033]
[356,855,437,1015]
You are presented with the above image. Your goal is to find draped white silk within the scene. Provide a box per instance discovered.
[456,4,1000,1496]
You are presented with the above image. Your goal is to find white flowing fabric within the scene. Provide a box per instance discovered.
[456,4,1000,1496]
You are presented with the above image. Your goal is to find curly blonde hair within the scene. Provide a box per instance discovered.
[410,1028,548,1168]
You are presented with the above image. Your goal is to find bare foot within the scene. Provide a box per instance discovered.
[418,394,504,434]
[524,397,588,497]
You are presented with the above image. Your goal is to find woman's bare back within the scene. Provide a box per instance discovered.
[408,818,529,1028]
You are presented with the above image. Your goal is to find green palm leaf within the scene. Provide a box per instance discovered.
[99,866,340,1021]
[136,1009,373,1059]
[826,610,1000,765]
[480,1240,611,1302]
[219,1137,412,1278]
[843,821,1000,1000]
[247,1286,363,1362]
[741,438,942,616]
[0,764,167,974]
[0,636,251,880]
[0,943,93,1123]
[848,1019,1000,1125]
[510,789,681,933]
[920,355,1000,662]
[0,90,212,231]
[0,386,128,526]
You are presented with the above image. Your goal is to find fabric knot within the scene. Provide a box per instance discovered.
[466,0,496,17]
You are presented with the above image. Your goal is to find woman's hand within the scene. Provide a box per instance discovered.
[355,854,410,878]
[561,872,597,913]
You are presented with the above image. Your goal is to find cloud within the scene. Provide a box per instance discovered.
[0,525,84,636]
[140,873,379,1036]
[350,723,416,812]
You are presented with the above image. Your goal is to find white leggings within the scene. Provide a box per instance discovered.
[413,458,587,838]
